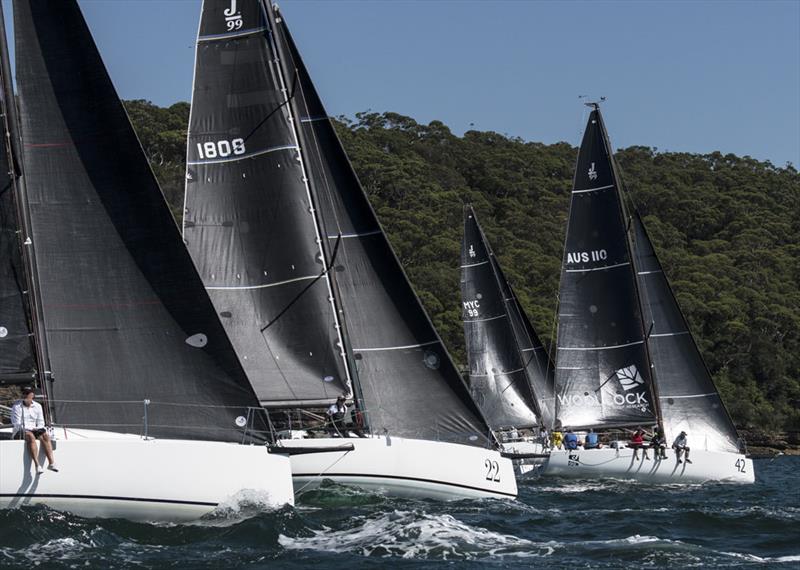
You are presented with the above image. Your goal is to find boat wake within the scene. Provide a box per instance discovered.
[279,509,547,560]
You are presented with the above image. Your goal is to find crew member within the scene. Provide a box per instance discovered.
[326,395,348,437]
[11,387,58,475]
[672,431,692,464]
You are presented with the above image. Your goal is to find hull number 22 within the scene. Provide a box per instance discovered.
[484,459,501,482]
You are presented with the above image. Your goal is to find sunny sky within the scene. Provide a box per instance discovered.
[4,0,799,167]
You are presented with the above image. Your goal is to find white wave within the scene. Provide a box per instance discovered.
[279,509,551,560]
[721,551,800,564]
[195,488,284,526]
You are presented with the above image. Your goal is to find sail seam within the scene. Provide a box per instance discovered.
[637,270,662,275]
[461,260,489,268]
[650,331,690,338]
[659,392,717,399]
[470,367,526,377]
[326,229,381,239]
[463,314,506,323]
[558,340,644,351]
[565,261,630,273]
[300,116,329,123]
[187,144,298,165]
[205,275,317,290]
[572,184,614,194]
[353,340,439,352]
[197,26,268,42]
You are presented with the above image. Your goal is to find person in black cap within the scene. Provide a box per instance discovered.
[672,431,692,464]
[10,387,58,475]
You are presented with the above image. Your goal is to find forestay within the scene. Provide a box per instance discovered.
[272,4,492,446]
[14,0,266,441]
[632,212,740,453]
[555,108,657,429]
[184,0,349,407]
[461,205,540,429]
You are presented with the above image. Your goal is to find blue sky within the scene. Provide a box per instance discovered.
[5,0,799,166]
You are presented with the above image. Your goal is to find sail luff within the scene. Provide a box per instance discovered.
[0,4,41,391]
[262,0,355,401]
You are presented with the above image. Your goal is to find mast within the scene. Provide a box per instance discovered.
[0,4,52,412]
[262,0,357,403]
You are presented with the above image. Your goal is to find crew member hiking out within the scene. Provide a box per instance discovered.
[11,387,58,475]
[672,431,692,464]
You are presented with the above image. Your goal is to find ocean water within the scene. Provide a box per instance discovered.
[1,457,797,569]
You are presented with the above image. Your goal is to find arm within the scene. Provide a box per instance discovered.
[34,403,45,429]
[10,402,22,433]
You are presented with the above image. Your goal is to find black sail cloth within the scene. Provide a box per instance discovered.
[272,4,492,446]
[632,213,740,453]
[461,206,540,430]
[555,109,657,429]
[14,0,266,441]
[184,0,349,407]
[0,2,36,385]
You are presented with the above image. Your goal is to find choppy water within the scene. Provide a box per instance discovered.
[1,457,797,569]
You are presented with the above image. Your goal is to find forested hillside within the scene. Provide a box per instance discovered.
[124,100,800,432]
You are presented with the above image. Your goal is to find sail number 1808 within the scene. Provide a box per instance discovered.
[196,139,246,160]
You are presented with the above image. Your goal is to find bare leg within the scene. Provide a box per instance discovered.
[24,432,40,468]
[685,447,692,463]
[40,432,56,466]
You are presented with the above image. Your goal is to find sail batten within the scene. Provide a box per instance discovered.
[14,0,265,441]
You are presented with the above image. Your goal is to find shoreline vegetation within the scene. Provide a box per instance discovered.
[3,101,798,446]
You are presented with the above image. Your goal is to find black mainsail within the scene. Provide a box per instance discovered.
[632,212,740,452]
[14,0,266,441]
[257,2,492,445]
[555,107,658,429]
[184,0,350,407]
[461,205,542,429]
[0,4,35,385]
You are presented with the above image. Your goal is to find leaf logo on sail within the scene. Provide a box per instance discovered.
[615,365,643,391]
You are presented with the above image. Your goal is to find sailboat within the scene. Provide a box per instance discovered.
[182,0,516,500]
[544,104,754,483]
[0,0,294,521]
[460,205,555,476]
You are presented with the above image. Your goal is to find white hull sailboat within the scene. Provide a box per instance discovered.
[280,436,516,500]
[543,104,753,484]
[0,1,295,520]
[183,0,516,501]
[0,429,294,521]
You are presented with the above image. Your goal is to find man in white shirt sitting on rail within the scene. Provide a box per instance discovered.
[11,386,58,475]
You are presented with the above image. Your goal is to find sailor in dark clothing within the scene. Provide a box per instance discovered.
[649,425,668,459]
[326,396,348,437]
[564,428,579,450]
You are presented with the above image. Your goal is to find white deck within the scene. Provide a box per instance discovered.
[0,428,294,521]
[279,435,518,500]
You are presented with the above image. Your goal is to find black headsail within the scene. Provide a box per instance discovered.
[461,205,541,429]
[632,212,741,452]
[0,5,36,385]
[14,0,266,441]
[487,227,557,429]
[554,107,658,429]
[271,3,491,446]
[184,0,350,408]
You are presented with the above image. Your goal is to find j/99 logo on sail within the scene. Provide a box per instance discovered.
[196,139,246,160]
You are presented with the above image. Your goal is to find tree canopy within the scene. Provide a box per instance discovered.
[125,100,800,432]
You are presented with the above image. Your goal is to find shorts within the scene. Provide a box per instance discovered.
[14,428,46,440]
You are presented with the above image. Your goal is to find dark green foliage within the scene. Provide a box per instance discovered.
[126,102,800,432]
